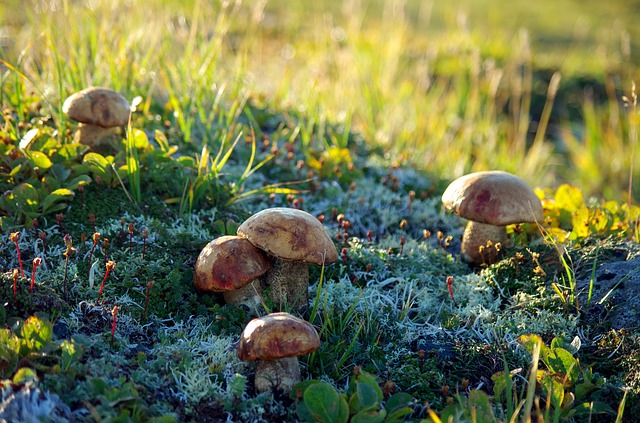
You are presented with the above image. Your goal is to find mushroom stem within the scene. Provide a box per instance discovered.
[222,280,264,314]
[266,259,309,309]
[254,357,301,393]
[461,221,508,265]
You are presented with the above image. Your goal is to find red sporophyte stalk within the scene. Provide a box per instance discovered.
[97,261,116,302]
[39,232,47,257]
[128,222,135,253]
[56,213,64,231]
[143,280,155,320]
[10,232,24,278]
[12,268,18,300]
[111,305,119,346]
[88,232,101,270]
[341,247,348,262]
[141,229,149,260]
[103,238,110,264]
[399,236,406,256]
[95,175,102,200]
[88,213,96,233]
[63,234,76,299]
[446,276,458,307]
[30,257,42,293]
[366,229,374,243]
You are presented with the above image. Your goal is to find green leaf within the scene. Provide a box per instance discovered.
[66,174,92,191]
[517,334,550,357]
[20,316,53,352]
[60,339,83,372]
[23,150,52,170]
[352,409,386,423]
[384,392,413,413]
[467,390,495,422]
[56,143,87,160]
[9,183,39,214]
[565,401,615,417]
[303,382,349,423]
[357,382,381,409]
[83,152,110,174]
[41,188,74,214]
[12,367,38,384]
[554,184,584,212]
[545,347,579,385]
[384,406,413,423]
[537,370,564,409]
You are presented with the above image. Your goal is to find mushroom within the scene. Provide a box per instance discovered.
[441,170,543,265]
[194,235,271,313]
[237,312,320,393]
[237,208,338,309]
[63,87,130,151]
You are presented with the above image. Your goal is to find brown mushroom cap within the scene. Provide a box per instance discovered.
[194,236,271,292]
[237,208,338,265]
[441,171,543,225]
[63,87,130,128]
[237,312,320,361]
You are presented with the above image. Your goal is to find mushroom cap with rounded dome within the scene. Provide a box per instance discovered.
[194,235,271,293]
[63,87,130,128]
[441,171,543,226]
[237,312,320,361]
[237,208,338,265]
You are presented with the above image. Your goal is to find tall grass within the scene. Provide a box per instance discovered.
[1,0,639,201]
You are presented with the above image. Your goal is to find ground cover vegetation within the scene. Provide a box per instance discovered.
[1,0,640,421]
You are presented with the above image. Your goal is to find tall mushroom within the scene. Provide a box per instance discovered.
[63,87,130,151]
[237,312,320,393]
[237,208,338,309]
[194,235,271,314]
[441,171,543,265]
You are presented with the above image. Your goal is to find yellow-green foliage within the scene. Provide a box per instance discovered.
[538,184,640,243]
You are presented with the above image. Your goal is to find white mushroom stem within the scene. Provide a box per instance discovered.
[266,259,309,309]
[222,280,264,315]
[461,221,509,265]
[254,357,301,393]
[74,123,120,148]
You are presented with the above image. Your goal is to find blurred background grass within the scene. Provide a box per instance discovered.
[1,0,639,201]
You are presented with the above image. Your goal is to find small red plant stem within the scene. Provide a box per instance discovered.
[63,234,75,300]
[446,276,458,307]
[98,261,116,302]
[111,305,119,347]
[88,232,101,270]
[128,222,135,253]
[399,236,406,256]
[30,257,42,293]
[103,238,110,264]
[39,232,47,257]
[143,280,155,320]
[10,232,24,278]
[141,229,148,260]
[12,269,18,300]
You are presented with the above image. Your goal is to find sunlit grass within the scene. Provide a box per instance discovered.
[1,0,639,202]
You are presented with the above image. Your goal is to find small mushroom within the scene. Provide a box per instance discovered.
[194,235,271,313]
[441,170,543,265]
[237,208,338,309]
[63,87,130,151]
[237,312,320,393]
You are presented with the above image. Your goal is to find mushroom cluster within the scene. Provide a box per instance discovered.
[441,170,543,265]
[194,207,338,312]
[63,87,130,151]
